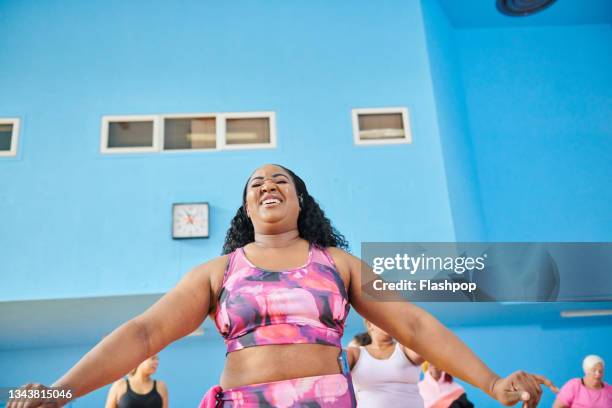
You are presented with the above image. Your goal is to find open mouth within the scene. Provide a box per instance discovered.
[261,198,282,206]
[260,195,283,207]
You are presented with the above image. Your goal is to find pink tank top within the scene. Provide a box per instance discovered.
[213,244,350,353]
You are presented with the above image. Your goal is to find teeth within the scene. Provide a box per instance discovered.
[263,199,281,205]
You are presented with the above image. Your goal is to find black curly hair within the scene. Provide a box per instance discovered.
[351,331,372,347]
[222,164,349,254]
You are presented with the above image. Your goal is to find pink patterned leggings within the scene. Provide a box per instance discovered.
[201,372,357,408]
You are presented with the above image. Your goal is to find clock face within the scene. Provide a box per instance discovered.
[172,203,209,239]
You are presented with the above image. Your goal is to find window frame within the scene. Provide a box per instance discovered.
[0,118,21,157]
[219,111,277,150]
[100,115,160,154]
[101,111,277,155]
[351,107,412,146]
[160,113,220,153]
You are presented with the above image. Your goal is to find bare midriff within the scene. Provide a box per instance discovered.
[219,343,343,389]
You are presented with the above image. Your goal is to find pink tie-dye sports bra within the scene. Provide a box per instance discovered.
[213,244,350,354]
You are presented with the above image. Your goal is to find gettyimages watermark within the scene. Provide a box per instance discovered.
[361,243,612,302]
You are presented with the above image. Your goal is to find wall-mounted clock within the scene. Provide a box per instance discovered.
[172,202,209,239]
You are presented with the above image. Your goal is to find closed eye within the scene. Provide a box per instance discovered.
[250,179,287,187]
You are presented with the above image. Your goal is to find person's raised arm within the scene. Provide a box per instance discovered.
[331,248,557,408]
[8,256,224,408]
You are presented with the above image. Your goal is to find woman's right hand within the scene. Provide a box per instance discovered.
[7,382,73,408]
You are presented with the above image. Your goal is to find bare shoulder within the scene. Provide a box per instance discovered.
[189,255,228,286]
[326,247,362,270]
[346,346,361,369]
[111,378,127,395]
[325,247,354,291]
[192,254,228,311]
[189,254,228,307]
[156,380,168,393]
[347,345,361,360]
[192,254,228,274]
[326,247,366,292]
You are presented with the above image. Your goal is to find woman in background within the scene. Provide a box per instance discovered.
[419,361,473,408]
[553,354,611,408]
[348,320,425,408]
[104,355,168,408]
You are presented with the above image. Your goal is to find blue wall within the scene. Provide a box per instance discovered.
[456,23,612,241]
[421,0,486,241]
[416,4,612,405]
[418,6,612,404]
[0,0,454,302]
[1,0,610,407]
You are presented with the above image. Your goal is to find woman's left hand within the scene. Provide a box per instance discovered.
[492,371,559,407]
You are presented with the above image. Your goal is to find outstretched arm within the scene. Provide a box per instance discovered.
[44,256,223,404]
[332,248,557,407]
[51,258,220,398]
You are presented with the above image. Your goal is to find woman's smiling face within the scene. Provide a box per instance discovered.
[245,164,301,231]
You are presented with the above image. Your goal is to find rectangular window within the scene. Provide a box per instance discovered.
[352,108,411,145]
[0,118,20,157]
[163,116,217,151]
[101,115,158,153]
[101,111,276,154]
[221,112,276,149]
